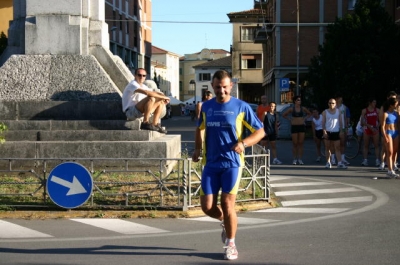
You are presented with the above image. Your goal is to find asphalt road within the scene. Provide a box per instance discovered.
[1,115,399,264]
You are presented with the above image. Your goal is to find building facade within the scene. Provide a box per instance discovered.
[151,45,180,99]
[192,56,232,102]
[227,8,265,104]
[0,0,13,37]
[105,0,151,75]
[179,48,230,101]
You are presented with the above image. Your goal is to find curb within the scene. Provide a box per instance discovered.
[0,201,275,220]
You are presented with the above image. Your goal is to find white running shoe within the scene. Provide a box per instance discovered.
[379,162,385,170]
[375,159,381,167]
[272,158,283,165]
[297,159,304,165]
[361,159,368,166]
[387,171,399,178]
[331,157,336,165]
[337,162,348,169]
[224,243,238,260]
[316,156,321,162]
[220,222,226,244]
[292,160,297,165]
[325,162,331,169]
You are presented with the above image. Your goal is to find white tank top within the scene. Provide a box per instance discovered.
[325,109,340,132]
[312,114,323,130]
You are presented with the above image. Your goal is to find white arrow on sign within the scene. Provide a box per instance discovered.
[50,175,87,196]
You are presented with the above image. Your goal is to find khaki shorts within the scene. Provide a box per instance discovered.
[125,106,143,121]
[125,105,166,122]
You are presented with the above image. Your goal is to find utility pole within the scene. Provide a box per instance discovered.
[296,0,300,96]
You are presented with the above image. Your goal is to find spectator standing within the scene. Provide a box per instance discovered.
[378,91,397,170]
[335,94,350,165]
[381,97,399,178]
[260,102,282,164]
[282,95,312,165]
[311,108,323,162]
[189,102,196,120]
[360,98,380,166]
[256,95,270,121]
[322,99,348,169]
[185,103,190,116]
[192,70,265,260]
[196,91,213,120]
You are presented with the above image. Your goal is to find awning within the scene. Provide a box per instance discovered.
[263,71,274,86]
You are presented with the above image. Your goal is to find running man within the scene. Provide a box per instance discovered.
[192,70,265,260]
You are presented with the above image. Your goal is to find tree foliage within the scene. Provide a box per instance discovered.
[0,31,7,57]
[307,0,400,122]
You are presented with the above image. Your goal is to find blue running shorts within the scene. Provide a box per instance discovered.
[200,167,242,195]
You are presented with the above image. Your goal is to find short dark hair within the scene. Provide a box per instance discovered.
[134,68,146,75]
[212,70,231,81]
[387,90,397,98]
[384,97,397,111]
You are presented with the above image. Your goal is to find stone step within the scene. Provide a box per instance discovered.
[3,130,160,141]
[0,101,125,120]
[0,135,181,168]
[1,120,140,130]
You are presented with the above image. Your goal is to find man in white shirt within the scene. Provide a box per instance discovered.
[122,68,170,133]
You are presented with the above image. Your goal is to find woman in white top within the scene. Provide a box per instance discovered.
[312,108,323,162]
[322,99,347,169]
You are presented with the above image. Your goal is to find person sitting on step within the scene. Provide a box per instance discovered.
[122,68,169,133]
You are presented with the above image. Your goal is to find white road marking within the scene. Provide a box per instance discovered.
[275,187,360,196]
[271,182,333,187]
[255,207,350,213]
[281,196,374,206]
[182,216,279,224]
[70,218,169,234]
[0,220,53,238]
[269,176,293,181]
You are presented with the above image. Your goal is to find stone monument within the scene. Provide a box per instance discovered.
[0,0,180,164]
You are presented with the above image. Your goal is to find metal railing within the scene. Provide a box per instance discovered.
[0,145,270,210]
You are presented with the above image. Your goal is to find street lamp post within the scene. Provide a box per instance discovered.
[296,0,300,96]
[189,80,196,103]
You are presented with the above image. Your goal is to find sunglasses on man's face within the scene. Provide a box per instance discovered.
[137,74,146,77]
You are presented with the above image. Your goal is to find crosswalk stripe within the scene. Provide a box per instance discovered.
[275,187,360,196]
[281,196,374,206]
[70,218,169,234]
[255,207,350,213]
[0,220,53,238]
[271,182,333,187]
[183,216,279,224]
[269,176,293,181]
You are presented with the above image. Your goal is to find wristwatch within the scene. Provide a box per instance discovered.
[242,141,248,148]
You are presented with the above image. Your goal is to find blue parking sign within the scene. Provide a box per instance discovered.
[47,162,93,209]
[280,78,290,92]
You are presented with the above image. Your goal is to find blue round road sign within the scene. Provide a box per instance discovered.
[47,162,93,209]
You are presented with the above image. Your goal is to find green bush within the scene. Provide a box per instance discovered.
[0,122,7,143]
